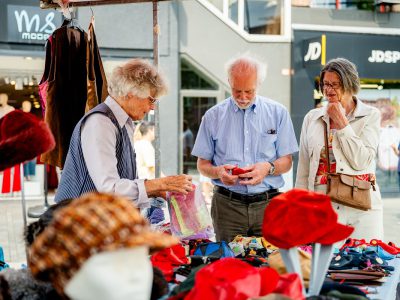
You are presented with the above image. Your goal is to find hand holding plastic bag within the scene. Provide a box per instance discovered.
[167,184,214,240]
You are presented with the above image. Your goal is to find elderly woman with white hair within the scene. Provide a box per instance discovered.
[296,57,383,240]
[55,58,193,206]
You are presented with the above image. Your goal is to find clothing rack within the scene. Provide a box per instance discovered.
[40,0,167,8]
[40,0,165,178]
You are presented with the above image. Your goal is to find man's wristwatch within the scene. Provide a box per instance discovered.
[268,162,275,175]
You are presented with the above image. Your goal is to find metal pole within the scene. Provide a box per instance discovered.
[19,164,27,229]
[153,0,161,178]
[19,164,29,262]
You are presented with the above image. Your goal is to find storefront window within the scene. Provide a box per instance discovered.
[182,97,217,175]
[180,58,221,176]
[229,0,282,34]
[181,61,218,90]
[203,0,287,37]
[308,0,375,10]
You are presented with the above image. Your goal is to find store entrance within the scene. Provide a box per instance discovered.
[181,96,217,175]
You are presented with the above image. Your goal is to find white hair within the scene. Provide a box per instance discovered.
[225,54,267,87]
[107,58,168,99]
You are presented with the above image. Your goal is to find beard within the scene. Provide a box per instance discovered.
[233,97,256,109]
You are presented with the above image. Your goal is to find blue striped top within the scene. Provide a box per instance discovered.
[55,103,137,202]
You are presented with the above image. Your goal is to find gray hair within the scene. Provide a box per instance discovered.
[107,58,168,99]
[319,58,360,95]
[225,55,267,87]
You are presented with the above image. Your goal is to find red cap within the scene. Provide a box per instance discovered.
[0,110,55,171]
[185,258,279,300]
[262,189,354,249]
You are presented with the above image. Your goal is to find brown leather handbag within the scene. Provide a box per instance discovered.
[323,122,372,211]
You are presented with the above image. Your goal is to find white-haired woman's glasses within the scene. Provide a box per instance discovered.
[148,96,159,104]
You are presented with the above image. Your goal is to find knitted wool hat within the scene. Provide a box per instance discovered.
[29,193,178,295]
[0,110,55,171]
[262,189,354,249]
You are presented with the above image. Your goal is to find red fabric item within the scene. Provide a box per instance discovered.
[0,110,55,171]
[184,258,279,300]
[1,165,21,193]
[273,273,305,300]
[151,245,188,282]
[46,165,59,189]
[370,239,400,255]
[262,189,354,249]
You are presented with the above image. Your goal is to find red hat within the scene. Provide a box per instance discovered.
[0,110,55,171]
[185,258,279,300]
[262,189,354,249]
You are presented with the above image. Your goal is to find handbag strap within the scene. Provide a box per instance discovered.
[323,121,331,173]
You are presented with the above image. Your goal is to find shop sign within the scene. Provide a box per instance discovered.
[295,30,400,79]
[7,5,62,44]
[368,50,400,64]
[303,35,326,67]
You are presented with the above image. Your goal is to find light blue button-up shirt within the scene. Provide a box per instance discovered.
[192,96,299,194]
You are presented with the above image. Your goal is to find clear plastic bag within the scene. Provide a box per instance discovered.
[167,184,214,240]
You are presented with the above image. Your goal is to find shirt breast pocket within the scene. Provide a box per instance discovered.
[257,132,277,160]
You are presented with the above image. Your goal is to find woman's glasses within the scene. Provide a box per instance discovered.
[322,81,342,90]
[148,96,158,104]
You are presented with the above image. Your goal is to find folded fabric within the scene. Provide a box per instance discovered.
[328,269,386,281]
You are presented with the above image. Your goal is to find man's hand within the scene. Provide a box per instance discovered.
[327,102,348,129]
[145,174,193,198]
[238,162,270,186]
[217,164,238,186]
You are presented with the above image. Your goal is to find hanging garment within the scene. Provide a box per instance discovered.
[85,21,108,112]
[1,166,21,194]
[41,25,88,168]
[38,36,53,117]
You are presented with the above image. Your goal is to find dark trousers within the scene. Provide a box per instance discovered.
[211,191,276,242]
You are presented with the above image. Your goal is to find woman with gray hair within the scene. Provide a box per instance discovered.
[296,57,383,240]
[55,58,193,206]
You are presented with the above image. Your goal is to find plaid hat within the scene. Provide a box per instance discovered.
[0,110,55,171]
[29,193,178,295]
[262,189,354,249]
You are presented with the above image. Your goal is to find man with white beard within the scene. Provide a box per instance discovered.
[192,55,298,242]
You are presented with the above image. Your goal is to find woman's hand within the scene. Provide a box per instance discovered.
[327,102,348,129]
[145,175,193,197]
